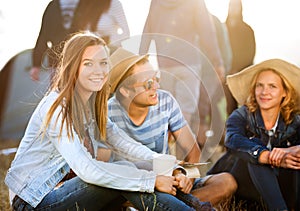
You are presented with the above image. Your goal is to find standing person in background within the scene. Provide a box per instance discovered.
[30,0,129,81]
[30,0,79,81]
[197,13,233,148]
[139,0,226,149]
[70,0,129,49]
[210,14,232,75]
[6,31,199,211]
[225,0,256,115]
[108,47,237,208]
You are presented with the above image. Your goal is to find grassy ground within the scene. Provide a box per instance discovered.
[0,139,19,210]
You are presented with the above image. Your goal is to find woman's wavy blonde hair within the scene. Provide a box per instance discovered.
[246,68,299,124]
[43,31,110,141]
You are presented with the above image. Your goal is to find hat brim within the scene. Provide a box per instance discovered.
[227,59,300,105]
[109,48,149,93]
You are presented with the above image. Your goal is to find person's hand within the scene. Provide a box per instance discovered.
[174,173,193,194]
[280,153,300,169]
[30,66,40,81]
[269,147,286,167]
[270,146,300,169]
[155,175,178,196]
[286,145,300,156]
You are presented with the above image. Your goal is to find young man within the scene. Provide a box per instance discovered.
[108,48,237,207]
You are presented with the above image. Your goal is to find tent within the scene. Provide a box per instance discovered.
[0,49,50,140]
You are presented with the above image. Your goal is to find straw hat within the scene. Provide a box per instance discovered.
[226,58,300,105]
[109,47,148,93]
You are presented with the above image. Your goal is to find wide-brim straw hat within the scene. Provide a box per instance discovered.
[109,47,148,93]
[227,58,300,105]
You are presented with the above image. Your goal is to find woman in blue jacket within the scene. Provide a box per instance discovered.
[209,59,300,211]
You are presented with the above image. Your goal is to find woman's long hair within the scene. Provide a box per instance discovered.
[246,69,299,124]
[43,31,110,141]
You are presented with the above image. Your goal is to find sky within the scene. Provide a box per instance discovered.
[0,0,300,70]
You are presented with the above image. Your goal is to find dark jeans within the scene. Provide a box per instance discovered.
[248,163,287,211]
[175,190,214,211]
[208,151,299,211]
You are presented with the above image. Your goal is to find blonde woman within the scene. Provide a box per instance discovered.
[209,59,300,210]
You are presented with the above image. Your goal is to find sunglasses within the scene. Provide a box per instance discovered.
[131,75,160,91]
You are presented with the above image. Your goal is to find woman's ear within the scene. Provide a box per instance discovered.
[119,87,130,98]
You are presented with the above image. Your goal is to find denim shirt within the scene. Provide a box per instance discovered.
[5,91,157,208]
[225,105,300,163]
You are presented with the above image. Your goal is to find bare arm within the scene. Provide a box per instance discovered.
[171,125,200,193]
[172,125,201,163]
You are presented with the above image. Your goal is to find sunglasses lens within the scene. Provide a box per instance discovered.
[145,79,154,90]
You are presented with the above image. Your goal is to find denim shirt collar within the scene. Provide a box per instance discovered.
[253,108,300,147]
[253,109,286,133]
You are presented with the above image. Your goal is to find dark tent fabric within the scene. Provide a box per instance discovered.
[0,49,50,140]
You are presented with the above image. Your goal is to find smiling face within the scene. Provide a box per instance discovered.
[255,70,286,112]
[76,45,109,102]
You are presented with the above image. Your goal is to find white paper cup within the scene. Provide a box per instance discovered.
[153,154,176,176]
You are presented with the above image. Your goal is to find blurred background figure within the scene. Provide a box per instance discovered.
[30,0,79,82]
[139,0,226,152]
[197,13,232,150]
[210,14,232,75]
[224,0,256,116]
[30,0,129,82]
[70,0,129,49]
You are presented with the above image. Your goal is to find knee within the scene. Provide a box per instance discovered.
[220,172,238,194]
[212,172,237,196]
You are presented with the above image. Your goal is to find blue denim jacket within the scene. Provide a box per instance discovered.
[225,105,300,163]
[5,91,157,208]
